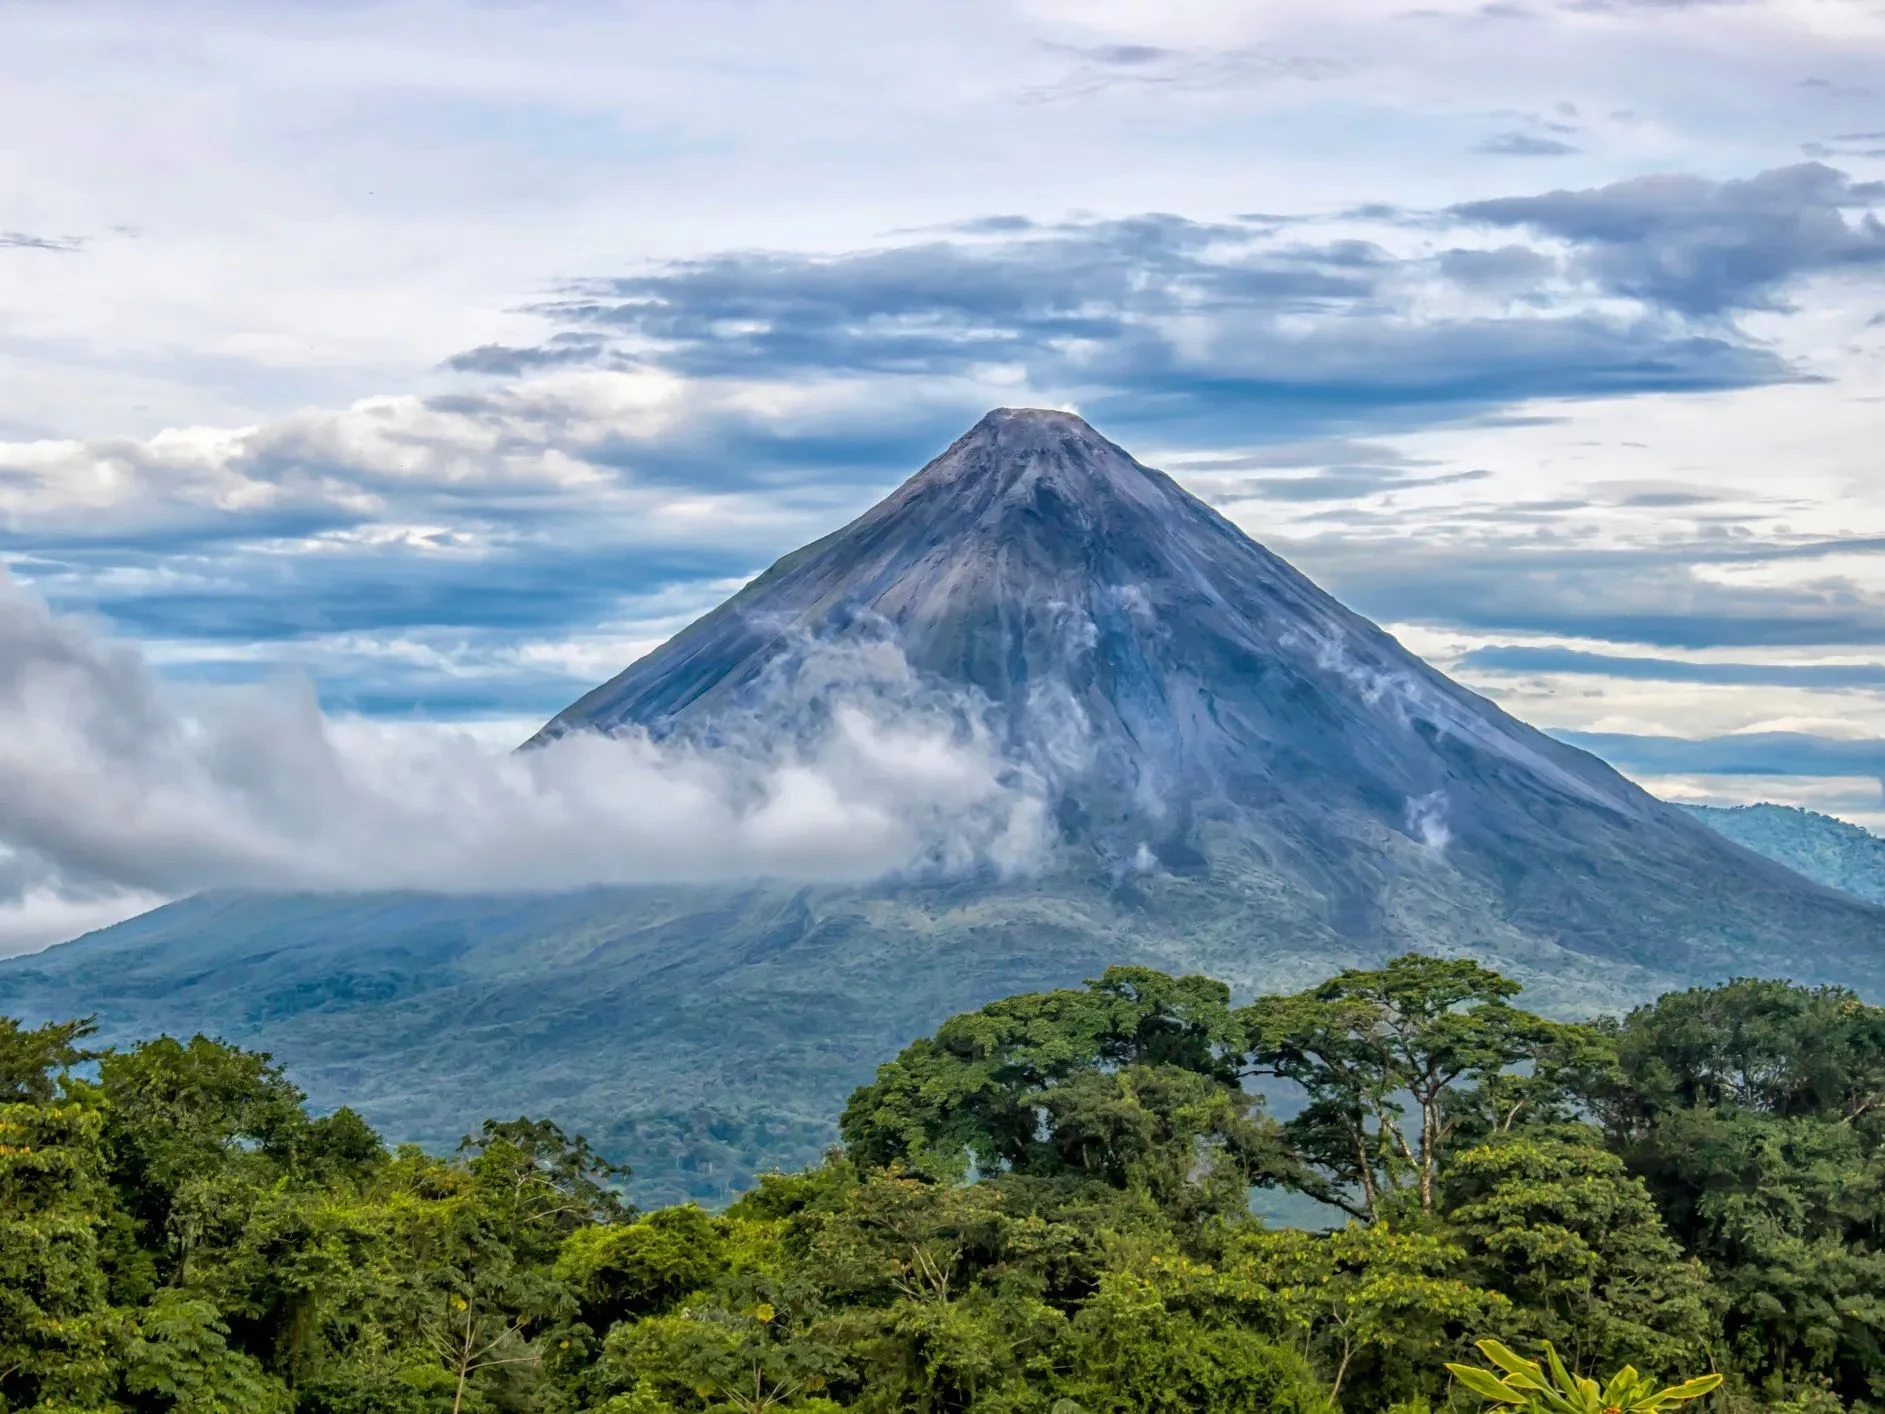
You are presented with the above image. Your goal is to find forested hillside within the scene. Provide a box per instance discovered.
[6,956,1880,1412]
[1683,803,1885,906]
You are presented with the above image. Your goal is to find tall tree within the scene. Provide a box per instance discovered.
[1441,1134,1714,1377]
[0,1020,117,1411]
[1593,980,1885,1402]
[841,967,1309,1219]
[1240,955,1590,1217]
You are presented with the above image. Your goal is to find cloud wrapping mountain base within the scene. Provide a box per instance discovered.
[0,575,1048,950]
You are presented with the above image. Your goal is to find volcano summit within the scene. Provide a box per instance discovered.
[5,408,1882,1202]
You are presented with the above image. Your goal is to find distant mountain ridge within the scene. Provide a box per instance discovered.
[5,409,1884,1205]
[1683,802,1885,907]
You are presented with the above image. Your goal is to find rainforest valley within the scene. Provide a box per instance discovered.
[6,955,1882,1414]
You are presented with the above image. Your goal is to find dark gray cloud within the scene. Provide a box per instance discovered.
[25,536,747,642]
[445,334,611,375]
[1289,532,1885,649]
[1474,133,1581,157]
[1616,490,1720,508]
[1460,644,1885,688]
[1438,244,1558,289]
[1040,41,1173,65]
[459,213,1792,449]
[0,232,84,253]
[1559,730,1885,778]
[1236,466,1491,503]
[1456,162,1885,315]
[1804,141,1885,161]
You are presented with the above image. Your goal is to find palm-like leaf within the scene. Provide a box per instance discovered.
[1641,1375,1724,1410]
[1449,1343,1719,1414]
[1602,1366,1641,1406]
[1478,1341,1545,1381]
[1447,1365,1529,1404]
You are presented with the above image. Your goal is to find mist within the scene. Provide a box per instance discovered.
[0,577,1050,955]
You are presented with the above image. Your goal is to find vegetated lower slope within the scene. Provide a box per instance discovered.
[1683,801,1885,906]
[5,409,1885,1206]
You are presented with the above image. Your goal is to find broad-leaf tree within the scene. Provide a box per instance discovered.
[1240,955,1594,1217]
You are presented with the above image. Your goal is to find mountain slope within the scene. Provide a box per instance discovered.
[5,408,1883,1205]
[1684,803,1885,907]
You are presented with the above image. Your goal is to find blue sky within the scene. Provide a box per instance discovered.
[3,0,1885,896]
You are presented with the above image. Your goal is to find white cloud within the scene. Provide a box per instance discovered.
[0,889,166,960]
[0,574,1050,950]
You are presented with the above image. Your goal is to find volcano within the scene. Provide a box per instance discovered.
[528,407,1867,970]
[5,408,1882,1204]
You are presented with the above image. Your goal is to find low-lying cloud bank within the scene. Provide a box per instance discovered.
[0,576,1049,955]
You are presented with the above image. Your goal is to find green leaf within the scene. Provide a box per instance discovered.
[1542,1343,1577,1399]
[1478,1339,1545,1382]
[1643,1375,1723,1408]
[1447,1365,1530,1405]
[1603,1367,1641,1406]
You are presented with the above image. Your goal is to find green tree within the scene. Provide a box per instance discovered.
[557,1204,730,1329]
[841,967,1307,1219]
[0,1015,96,1103]
[97,1034,313,1290]
[1441,1135,1714,1375]
[124,1289,292,1414]
[1241,955,1585,1217]
[1215,1220,1504,1403]
[598,1274,849,1413]
[1060,1264,1332,1414]
[1594,979,1885,1401]
[0,1022,118,1411]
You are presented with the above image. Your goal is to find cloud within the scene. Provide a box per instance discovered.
[1458,644,1885,687]
[0,887,163,959]
[476,213,1793,433]
[1559,729,1885,778]
[1234,466,1491,502]
[443,335,613,376]
[8,159,1885,724]
[1473,132,1581,157]
[1290,531,1885,649]
[1438,243,1559,289]
[0,575,1049,935]
[1455,162,1885,315]
[1020,43,1348,103]
[0,231,84,253]
[1803,139,1885,161]
[0,374,1025,712]
[1561,0,1752,10]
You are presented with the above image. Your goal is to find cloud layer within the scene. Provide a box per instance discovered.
[10,159,1877,722]
[0,576,1048,952]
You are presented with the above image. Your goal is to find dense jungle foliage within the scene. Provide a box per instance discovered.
[5,954,1883,1413]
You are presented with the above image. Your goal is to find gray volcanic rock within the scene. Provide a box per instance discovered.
[6,407,1884,1206]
